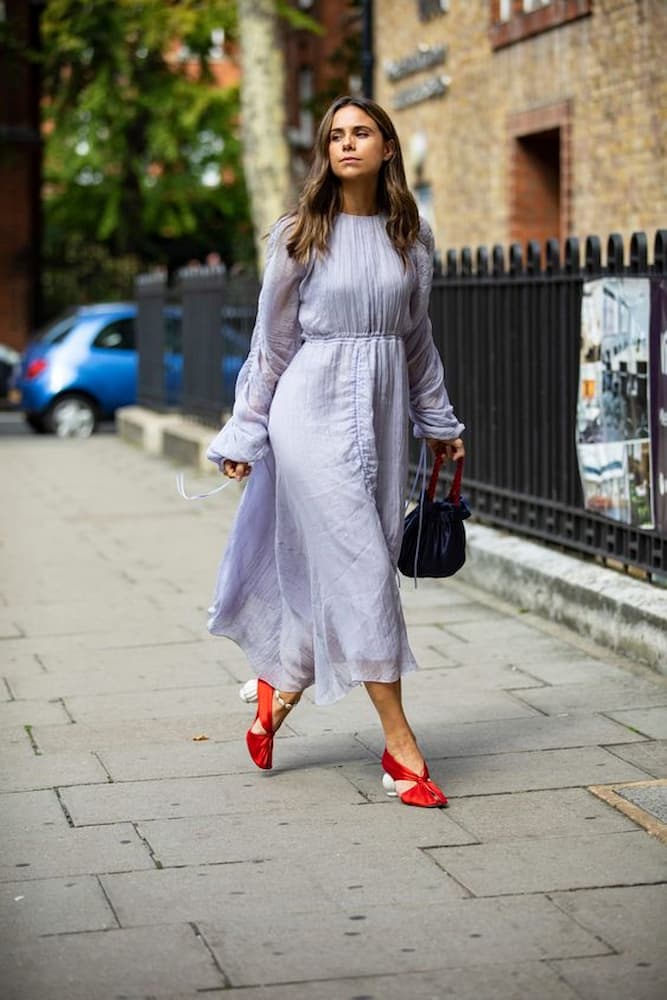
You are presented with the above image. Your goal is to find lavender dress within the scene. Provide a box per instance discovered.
[206,213,464,705]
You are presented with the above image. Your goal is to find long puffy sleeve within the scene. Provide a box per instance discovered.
[405,219,464,441]
[207,219,305,467]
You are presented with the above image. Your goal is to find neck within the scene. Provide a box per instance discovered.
[340,180,379,216]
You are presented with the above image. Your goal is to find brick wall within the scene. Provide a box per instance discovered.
[374,0,667,255]
[0,0,42,350]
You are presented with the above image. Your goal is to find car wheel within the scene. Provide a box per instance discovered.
[45,394,97,439]
[25,413,47,434]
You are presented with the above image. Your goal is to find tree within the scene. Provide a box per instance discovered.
[41,0,253,315]
[236,0,320,270]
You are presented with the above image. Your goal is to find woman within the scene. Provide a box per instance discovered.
[206,96,464,808]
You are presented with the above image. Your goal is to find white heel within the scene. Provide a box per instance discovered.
[382,772,398,797]
[239,678,259,703]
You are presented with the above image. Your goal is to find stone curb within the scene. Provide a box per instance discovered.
[116,406,667,675]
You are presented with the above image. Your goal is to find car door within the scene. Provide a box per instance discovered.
[86,316,138,414]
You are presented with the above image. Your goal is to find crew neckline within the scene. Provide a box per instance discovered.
[338,211,382,219]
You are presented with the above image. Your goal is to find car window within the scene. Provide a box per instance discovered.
[36,315,79,345]
[92,318,136,350]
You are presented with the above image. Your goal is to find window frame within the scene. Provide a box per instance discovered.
[490,0,592,50]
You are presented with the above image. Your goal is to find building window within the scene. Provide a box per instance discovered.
[490,0,592,49]
[508,101,572,249]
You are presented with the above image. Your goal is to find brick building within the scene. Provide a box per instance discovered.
[0,0,43,350]
[373,0,667,254]
[284,0,362,183]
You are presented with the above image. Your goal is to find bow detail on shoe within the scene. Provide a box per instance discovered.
[381,749,448,807]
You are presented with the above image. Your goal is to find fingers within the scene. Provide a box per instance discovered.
[426,438,466,462]
[222,460,252,480]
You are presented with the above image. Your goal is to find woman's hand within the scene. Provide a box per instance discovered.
[426,437,465,462]
[222,460,252,481]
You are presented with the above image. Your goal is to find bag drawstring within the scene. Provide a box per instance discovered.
[405,441,429,589]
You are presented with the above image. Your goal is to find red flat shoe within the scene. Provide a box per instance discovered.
[381,748,448,808]
[246,679,276,770]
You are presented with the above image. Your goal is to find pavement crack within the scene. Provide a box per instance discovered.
[132,822,163,869]
[50,696,77,724]
[34,652,49,674]
[23,724,42,756]
[54,788,76,827]
[189,922,232,989]
[95,874,122,929]
[92,750,115,782]
[3,676,16,701]
[545,891,619,956]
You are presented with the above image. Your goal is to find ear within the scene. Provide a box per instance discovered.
[383,138,396,162]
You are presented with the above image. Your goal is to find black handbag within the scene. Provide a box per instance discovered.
[398,453,471,579]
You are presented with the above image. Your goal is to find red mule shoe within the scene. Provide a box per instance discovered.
[381,749,448,808]
[246,679,276,770]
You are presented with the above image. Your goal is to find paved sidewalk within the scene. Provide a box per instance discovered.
[1,432,666,1000]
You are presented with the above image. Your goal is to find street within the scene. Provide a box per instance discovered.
[1,428,666,999]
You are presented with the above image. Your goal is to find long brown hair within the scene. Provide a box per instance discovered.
[285,96,420,265]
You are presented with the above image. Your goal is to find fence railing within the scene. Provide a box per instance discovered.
[135,266,259,423]
[136,229,667,578]
[429,229,667,578]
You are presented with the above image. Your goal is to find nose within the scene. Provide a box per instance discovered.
[342,132,355,150]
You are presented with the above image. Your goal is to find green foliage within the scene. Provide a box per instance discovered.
[41,0,254,316]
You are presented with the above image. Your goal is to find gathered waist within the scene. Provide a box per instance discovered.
[300,329,402,343]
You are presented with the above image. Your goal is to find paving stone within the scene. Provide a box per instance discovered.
[5,659,232,699]
[440,618,557,645]
[199,894,608,986]
[0,700,71,727]
[549,885,667,960]
[30,712,258,753]
[345,747,649,801]
[60,685,259,725]
[0,745,107,792]
[0,823,154,881]
[2,789,70,833]
[101,862,325,927]
[348,713,650,761]
[406,660,543,689]
[426,831,667,896]
[37,636,244,675]
[1,923,224,1000]
[0,876,116,944]
[8,597,183,637]
[552,954,667,1000]
[605,706,667,740]
[290,687,537,737]
[449,788,639,842]
[604,740,667,777]
[139,800,472,868]
[98,732,375,781]
[211,963,580,1000]
[0,726,34,748]
[510,656,631,686]
[515,680,667,716]
[60,767,366,826]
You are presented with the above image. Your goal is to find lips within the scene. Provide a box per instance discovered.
[340,157,360,163]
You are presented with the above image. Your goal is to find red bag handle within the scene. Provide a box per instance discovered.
[427,454,464,504]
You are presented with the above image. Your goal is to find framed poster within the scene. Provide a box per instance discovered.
[576,278,653,528]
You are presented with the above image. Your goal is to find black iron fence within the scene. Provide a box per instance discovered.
[135,266,259,422]
[136,229,667,578]
[430,230,667,578]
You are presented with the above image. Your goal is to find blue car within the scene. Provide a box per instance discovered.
[13,303,246,438]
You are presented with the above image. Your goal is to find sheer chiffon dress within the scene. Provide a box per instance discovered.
[206,213,464,705]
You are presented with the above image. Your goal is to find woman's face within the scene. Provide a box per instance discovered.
[328,105,394,183]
